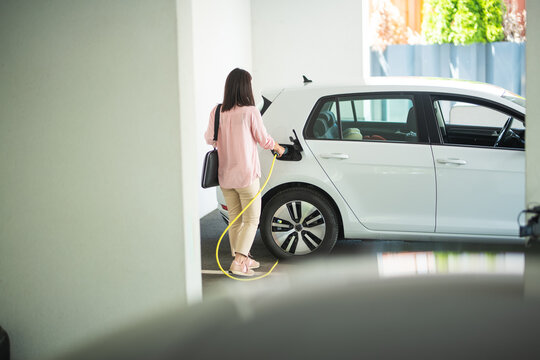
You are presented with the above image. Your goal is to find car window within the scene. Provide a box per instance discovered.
[306,96,421,143]
[434,99,525,148]
[339,97,419,143]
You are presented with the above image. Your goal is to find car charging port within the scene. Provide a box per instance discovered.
[519,205,540,243]
[272,129,303,161]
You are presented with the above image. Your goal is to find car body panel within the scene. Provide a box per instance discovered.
[432,145,525,236]
[258,141,365,231]
[305,140,436,232]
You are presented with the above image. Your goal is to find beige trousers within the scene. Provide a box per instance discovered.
[221,179,261,257]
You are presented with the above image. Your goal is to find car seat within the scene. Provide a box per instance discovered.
[314,111,339,139]
[343,127,363,140]
[313,115,329,138]
[406,107,418,134]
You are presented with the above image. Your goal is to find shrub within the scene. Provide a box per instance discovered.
[422,0,506,45]
[483,0,506,42]
[422,0,457,44]
[451,0,486,44]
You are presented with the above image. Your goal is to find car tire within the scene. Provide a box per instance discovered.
[260,187,339,259]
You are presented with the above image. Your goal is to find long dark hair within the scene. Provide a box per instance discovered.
[222,68,255,111]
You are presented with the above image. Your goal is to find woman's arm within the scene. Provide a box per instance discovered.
[251,108,285,156]
[204,106,217,146]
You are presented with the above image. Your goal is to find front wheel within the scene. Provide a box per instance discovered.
[260,187,339,259]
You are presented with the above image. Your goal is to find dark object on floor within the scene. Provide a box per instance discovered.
[0,326,10,360]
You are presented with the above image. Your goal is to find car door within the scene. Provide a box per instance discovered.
[427,95,525,236]
[304,93,436,233]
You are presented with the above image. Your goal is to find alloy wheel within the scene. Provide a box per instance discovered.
[271,200,326,255]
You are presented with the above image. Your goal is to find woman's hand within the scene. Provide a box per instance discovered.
[274,143,286,157]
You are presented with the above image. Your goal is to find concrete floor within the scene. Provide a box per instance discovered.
[200,209,531,298]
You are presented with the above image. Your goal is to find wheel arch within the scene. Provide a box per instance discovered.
[261,182,344,239]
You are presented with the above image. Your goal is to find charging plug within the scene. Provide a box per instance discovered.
[271,144,289,157]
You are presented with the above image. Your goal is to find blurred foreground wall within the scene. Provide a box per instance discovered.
[0,1,200,359]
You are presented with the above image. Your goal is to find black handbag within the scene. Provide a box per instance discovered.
[201,104,222,188]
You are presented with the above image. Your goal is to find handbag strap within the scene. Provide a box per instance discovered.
[213,104,222,142]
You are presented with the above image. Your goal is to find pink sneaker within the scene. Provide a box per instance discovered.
[247,257,260,269]
[229,260,255,276]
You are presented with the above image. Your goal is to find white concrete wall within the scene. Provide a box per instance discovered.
[196,0,369,217]
[0,1,198,359]
[250,0,366,92]
[526,1,540,208]
[194,0,253,217]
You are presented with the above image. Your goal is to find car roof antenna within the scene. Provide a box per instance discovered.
[303,75,313,85]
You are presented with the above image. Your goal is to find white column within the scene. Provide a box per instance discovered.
[524,0,540,300]
[176,0,203,304]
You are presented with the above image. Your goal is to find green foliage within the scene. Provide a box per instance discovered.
[422,0,506,44]
[422,0,457,44]
[484,0,506,42]
[451,0,486,44]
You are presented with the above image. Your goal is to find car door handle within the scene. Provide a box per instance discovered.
[320,153,349,160]
[436,158,467,165]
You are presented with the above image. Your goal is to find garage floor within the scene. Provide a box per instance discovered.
[200,209,533,298]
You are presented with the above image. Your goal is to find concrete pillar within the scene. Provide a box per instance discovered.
[524,0,540,300]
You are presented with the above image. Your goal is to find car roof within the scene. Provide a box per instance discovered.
[264,76,524,114]
[279,77,503,96]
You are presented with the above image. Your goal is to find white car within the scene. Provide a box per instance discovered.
[217,77,526,258]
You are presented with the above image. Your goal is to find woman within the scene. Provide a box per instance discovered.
[205,68,285,276]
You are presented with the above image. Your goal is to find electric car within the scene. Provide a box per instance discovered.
[216,77,527,259]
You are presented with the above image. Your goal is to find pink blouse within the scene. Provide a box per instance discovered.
[205,105,275,189]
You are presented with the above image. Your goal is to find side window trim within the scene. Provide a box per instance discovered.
[418,93,443,144]
[336,97,342,140]
[351,100,358,123]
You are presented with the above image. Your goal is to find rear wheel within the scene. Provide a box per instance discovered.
[260,187,339,259]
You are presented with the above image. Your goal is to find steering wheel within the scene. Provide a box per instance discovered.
[494,117,513,147]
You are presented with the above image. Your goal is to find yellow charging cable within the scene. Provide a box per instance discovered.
[216,153,279,281]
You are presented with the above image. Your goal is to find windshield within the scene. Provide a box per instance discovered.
[502,90,526,108]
